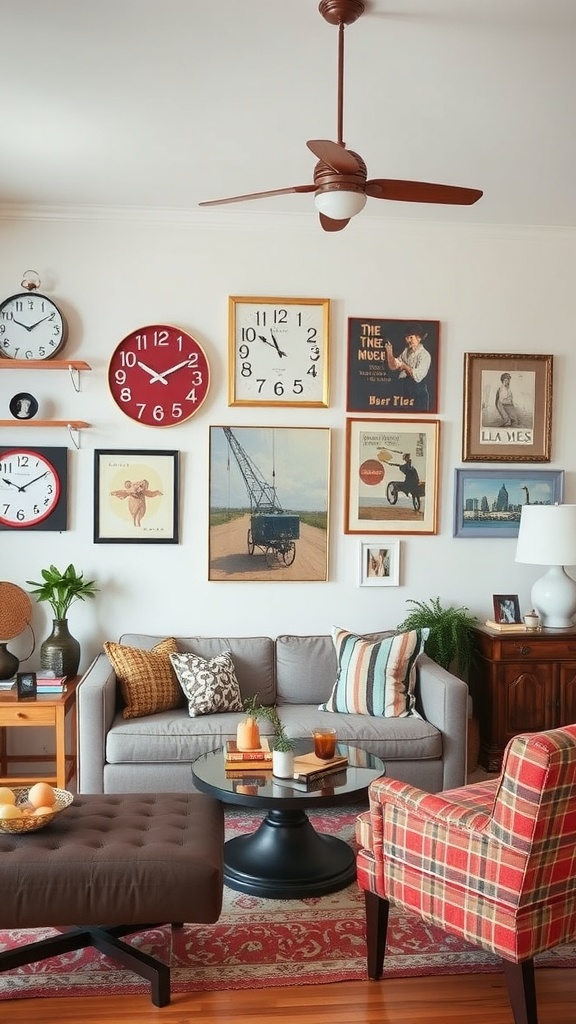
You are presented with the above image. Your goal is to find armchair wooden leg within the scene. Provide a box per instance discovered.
[502,958,538,1024]
[364,890,390,981]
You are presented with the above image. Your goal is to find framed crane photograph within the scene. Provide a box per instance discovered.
[208,426,331,581]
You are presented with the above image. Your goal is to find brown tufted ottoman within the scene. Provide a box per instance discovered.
[0,793,224,1006]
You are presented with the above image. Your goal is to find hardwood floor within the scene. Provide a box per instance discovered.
[5,970,576,1023]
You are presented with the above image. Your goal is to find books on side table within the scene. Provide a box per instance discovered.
[292,751,349,784]
[36,674,67,693]
[224,737,272,771]
[485,619,527,632]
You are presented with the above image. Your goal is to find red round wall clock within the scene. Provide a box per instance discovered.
[107,324,210,426]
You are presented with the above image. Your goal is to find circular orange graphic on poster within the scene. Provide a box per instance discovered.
[359,459,385,486]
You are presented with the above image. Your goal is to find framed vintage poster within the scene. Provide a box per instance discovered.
[462,353,553,462]
[209,426,330,580]
[346,318,440,414]
[453,467,564,538]
[94,449,179,543]
[359,540,400,587]
[345,419,439,535]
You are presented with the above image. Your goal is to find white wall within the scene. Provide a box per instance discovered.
[2,207,575,673]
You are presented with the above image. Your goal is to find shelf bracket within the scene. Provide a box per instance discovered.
[67,424,81,449]
[68,364,82,392]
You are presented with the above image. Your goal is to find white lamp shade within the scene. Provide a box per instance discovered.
[314,190,367,220]
[515,505,576,628]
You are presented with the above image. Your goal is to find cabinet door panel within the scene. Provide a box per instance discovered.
[559,664,576,724]
[505,666,552,733]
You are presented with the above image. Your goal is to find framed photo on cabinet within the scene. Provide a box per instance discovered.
[228,296,330,407]
[462,353,553,462]
[345,418,439,535]
[346,317,440,414]
[94,449,179,543]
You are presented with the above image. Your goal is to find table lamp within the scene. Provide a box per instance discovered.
[515,504,576,628]
[0,581,33,679]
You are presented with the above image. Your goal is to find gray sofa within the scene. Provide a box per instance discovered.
[76,632,469,795]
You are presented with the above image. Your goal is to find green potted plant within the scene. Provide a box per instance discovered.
[243,696,295,777]
[26,563,98,678]
[397,597,478,678]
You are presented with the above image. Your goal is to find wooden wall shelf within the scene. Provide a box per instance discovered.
[0,360,91,371]
[0,420,90,428]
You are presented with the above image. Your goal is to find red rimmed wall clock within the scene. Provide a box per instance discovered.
[0,446,67,530]
[108,324,210,426]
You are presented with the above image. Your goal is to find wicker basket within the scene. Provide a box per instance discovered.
[0,787,73,834]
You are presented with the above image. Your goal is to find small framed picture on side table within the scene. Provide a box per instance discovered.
[493,594,521,625]
[16,671,37,699]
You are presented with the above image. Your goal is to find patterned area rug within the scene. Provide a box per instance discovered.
[1,804,575,1001]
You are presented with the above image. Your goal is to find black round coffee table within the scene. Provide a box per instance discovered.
[192,743,385,899]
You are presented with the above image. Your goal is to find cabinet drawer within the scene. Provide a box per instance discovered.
[499,639,576,661]
[0,705,56,726]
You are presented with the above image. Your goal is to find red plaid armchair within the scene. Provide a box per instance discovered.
[356,724,576,1024]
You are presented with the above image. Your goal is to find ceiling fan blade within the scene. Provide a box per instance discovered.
[365,179,483,205]
[307,140,360,174]
[199,184,316,207]
[319,212,350,232]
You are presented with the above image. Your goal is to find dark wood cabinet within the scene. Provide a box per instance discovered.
[471,625,576,771]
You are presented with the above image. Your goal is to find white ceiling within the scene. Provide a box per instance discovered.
[2,0,576,228]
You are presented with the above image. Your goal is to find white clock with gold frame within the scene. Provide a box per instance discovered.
[229,296,330,407]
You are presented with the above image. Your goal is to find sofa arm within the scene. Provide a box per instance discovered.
[77,653,118,794]
[416,653,469,789]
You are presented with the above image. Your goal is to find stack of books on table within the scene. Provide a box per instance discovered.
[484,620,527,633]
[224,736,273,771]
[291,751,349,786]
[36,674,67,694]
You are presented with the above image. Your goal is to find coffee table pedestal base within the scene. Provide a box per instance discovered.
[224,808,356,899]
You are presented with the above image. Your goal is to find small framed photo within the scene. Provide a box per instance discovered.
[493,594,521,625]
[346,317,440,414]
[359,541,400,587]
[94,449,179,544]
[345,418,439,534]
[462,353,553,462]
[453,467,564,538]
[16,671,37,699]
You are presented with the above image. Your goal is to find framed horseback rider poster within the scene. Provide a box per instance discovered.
[345,419,439,535]
[346,318,440,415]
[462,353,553,462]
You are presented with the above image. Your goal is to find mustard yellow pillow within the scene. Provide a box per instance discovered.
[104,637,183,719]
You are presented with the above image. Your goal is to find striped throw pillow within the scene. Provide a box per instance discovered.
[319,626,428,717]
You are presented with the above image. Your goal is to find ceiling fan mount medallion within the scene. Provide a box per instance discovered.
[200,0,482,232]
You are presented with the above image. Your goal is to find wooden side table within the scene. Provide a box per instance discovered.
[0,676,79,788]
[470,625,576,771]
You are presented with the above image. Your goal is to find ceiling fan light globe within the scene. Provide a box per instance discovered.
[314,190,367,219]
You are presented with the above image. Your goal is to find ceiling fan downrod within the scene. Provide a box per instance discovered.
[319,1,365,146]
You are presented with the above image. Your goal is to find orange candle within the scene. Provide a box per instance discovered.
[236,717,261,750]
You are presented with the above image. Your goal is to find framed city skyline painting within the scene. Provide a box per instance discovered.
[453,467,564,538]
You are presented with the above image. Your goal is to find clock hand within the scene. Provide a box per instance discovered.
[141,358,193,384]
[270,331,287,358]
[27,313,55,330]
[10,318,34,332]
[137,360,169,385]
[19,471,49,490]
[2,477,24,491]
[258,334,279,352]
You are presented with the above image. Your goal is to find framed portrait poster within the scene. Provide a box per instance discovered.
[346,318,440,414]
[453,467,564,538]
[462,353,553,462]
[209,426,330,581]
[94,449,179,543]
[359,540,400,587]
[345,418,439,535]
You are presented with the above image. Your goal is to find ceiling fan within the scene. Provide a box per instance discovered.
[199,0,483,232]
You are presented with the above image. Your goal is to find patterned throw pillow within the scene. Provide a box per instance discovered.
[318,626,429,718]
[169,651,243,718]
[104,637,183,720]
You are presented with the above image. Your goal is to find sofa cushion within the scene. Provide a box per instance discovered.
[170,651,243,717]
[275,632,394,706]
[319,627,428,717]
[104,637,183,720]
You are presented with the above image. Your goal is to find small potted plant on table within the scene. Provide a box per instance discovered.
[243,696,295,778]
[26,563,98,678]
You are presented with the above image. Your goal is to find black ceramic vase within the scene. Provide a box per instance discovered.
[40,619,80,679]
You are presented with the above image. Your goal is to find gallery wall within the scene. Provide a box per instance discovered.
[1,206,576,673]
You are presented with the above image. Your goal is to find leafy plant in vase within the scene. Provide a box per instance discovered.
[26,564,98,679]
[242,696,295,777]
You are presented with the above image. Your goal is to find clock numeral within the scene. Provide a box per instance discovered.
[306,327,318,342]
[152,405,165,422]
[119,351,137,368]
[307,364,318,378]
[238,343,250,359]
[241,327,257,343]
[274,381,284,396]
[119,386,132,402]
[309,346,320,362]
[114,369,127,385]
[293,380,304,394]
[240,361,252,378]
